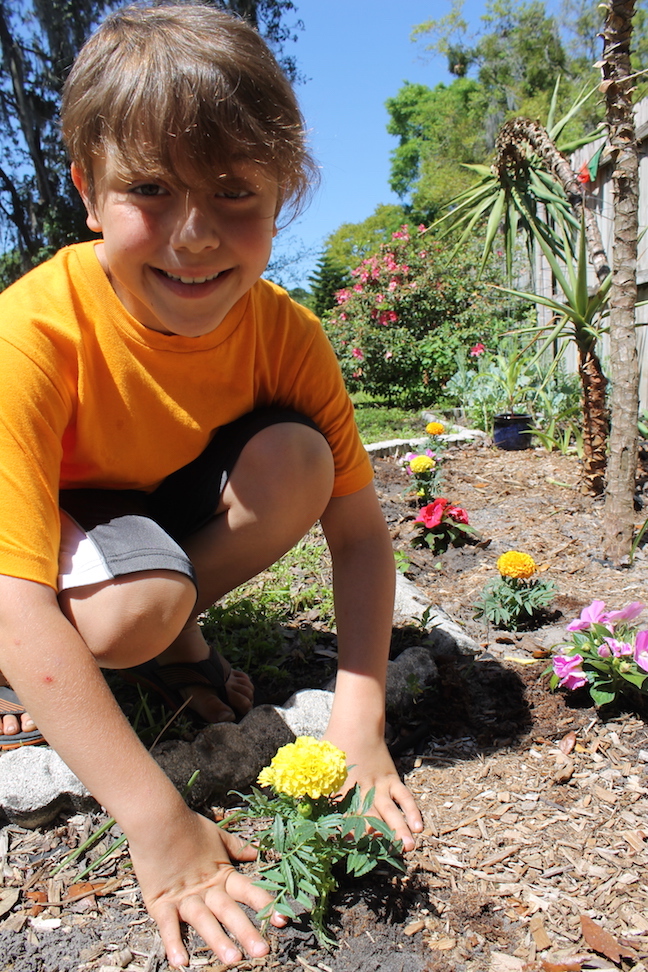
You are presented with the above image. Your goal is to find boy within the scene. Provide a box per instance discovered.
[0,3,422,966]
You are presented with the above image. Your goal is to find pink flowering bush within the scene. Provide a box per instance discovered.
[411,497,480,555]
[323,224,513,406]
[550,600,648,707]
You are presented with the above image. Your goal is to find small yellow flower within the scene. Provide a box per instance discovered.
[497,551,537,579]
[426,422,445,436]
[409,454,435,474]
[257,736,348,799]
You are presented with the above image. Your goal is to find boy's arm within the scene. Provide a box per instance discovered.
[0,575,284,968]
[319,482,423,850]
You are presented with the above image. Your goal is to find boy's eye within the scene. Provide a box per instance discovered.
[214,187,252,199]
[130,183,166,197]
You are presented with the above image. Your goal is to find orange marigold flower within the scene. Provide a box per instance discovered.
[426,421,445,436]
[497,551,537,579]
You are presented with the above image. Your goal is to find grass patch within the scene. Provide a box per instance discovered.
[352,394,425,444]
[199,526,336,703]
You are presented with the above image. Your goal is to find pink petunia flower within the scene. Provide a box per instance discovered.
[603,637,633,657]
[634,629,648,672]
[605,601,645,624]
[566,600,608,631]
[553,654,588,690]
[469,342,486,357]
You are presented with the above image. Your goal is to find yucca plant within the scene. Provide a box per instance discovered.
[494,214,611,492]
[433,79,608,283]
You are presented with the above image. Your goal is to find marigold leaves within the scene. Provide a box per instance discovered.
[360,786,376,815]
[579,914,636,963]
[271,899,297,921]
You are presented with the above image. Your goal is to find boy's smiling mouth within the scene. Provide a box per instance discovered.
[158,268,222,285]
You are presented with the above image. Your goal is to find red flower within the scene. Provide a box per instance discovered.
[414,498,469,529]
[446,504,469,524]
[415,498,449,529]
[469,342,486,356]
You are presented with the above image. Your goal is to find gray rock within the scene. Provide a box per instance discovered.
[273,688,334,739]
[154,705,295,807]
[385,647,438,713]
[0,747,93,828]
[422,605,480,658]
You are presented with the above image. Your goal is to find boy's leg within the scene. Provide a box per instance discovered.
[154,419,335,722]
[54,415,334,725]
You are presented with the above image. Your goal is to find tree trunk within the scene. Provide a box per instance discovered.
[578,342,609,495]
[601,0,640,564]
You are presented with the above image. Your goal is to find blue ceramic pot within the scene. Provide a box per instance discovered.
[493,413,533,451]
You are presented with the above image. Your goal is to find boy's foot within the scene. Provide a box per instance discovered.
[120,646,253,725]
[0,687,46,749]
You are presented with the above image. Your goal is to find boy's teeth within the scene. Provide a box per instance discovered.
[164,270,220,284]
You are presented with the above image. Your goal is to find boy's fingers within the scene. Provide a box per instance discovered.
[218,826,258,862]
[373,780,424,852]
[201,886,270,959]
[180,894,245,965]
[150,902,189,969]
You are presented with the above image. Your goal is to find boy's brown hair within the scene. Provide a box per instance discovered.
[61,2,317,218]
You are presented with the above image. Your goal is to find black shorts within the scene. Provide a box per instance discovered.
[57,408,321,592]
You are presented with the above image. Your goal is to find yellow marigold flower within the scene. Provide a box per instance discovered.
[257,736,348,799]
[426,421,445,436]
[497,551,537,579]
[409,454,435,474]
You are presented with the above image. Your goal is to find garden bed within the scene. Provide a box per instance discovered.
[2,442,648,972]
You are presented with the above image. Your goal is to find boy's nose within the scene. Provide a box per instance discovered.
[171,205,220,251]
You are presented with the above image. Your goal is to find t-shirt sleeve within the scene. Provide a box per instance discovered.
[0,336,71,587]
[261,292,373,497]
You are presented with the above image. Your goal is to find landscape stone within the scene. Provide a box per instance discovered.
[154,704,295,807]
[385,646,438,714]
[0,746,93,829]
[273,687,334,738]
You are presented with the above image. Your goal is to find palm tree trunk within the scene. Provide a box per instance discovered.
[578,343,609,495]
[601,0,640,563]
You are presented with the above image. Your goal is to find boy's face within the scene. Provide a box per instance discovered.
[72,152,279,337]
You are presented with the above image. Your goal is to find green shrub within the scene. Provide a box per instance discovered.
[323,225,519,408]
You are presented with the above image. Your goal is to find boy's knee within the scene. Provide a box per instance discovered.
[58,570,197,668]
[245,422,334,491]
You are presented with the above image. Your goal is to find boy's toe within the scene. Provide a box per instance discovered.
[225,669,254,714]
[1,714,20,735]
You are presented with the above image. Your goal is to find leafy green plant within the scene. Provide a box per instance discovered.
[444,338,543,434]
[324,224,516,408]
[393,550,411,574]
[237,736,403,946]
[474,551,556,630]
[550,600,648,707]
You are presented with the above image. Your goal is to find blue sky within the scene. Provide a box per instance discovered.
[268,0,492,288]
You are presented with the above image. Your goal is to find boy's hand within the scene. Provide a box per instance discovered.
[325,731,423,852]
[128,809,286,968]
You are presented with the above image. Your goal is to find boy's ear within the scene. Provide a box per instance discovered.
[70,163,102,234]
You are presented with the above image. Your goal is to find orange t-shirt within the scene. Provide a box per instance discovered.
[0,242,372,588]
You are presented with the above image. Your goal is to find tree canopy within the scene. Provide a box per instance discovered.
[387,0,647,216]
